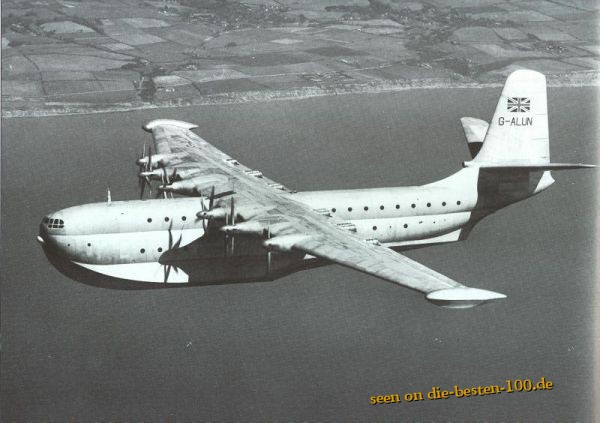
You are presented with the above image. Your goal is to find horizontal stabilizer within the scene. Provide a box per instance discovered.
[460,117,489,158]
[464,161,596,170]
[460,117,489,144]
[426,287,506,309]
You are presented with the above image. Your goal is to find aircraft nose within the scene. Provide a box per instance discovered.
[38,218,49,245]
[38,214,65,250]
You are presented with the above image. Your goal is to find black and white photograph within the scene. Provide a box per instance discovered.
[1,0,598,421]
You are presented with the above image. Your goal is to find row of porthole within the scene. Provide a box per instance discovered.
[332,201,461,213]
[372,223,410,231]
[146,216,187,223]
[140,248,163,253]
[139,246,192,254]
[82,244,172,254]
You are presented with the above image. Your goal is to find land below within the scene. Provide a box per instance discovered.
[2,0,599,117]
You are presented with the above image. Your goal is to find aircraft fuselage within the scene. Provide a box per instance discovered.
[38,167,554,287]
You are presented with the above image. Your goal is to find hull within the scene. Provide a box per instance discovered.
[44,245,323,287]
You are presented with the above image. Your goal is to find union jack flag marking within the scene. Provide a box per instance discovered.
[507,97,531,113]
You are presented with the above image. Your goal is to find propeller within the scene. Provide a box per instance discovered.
[162,219,183,283]
[137,143,154,199]
[139,175,152,199]
[155,167,178,198]
[265,226,271,275]
[224,196,235,257]
[157,166,168,199]
[196,186,216,231]
[153,166,178,199]
[136,143,146,172]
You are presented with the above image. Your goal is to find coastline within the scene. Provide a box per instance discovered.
[3,71,598,119]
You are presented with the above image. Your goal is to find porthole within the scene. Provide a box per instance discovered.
[395,204,400,209]
[380,205,384,210]
[442,202,446,206]
[372,226,377,231]
[331,208,336,213]
[158,247,163,252]
[182,216,187,221]
[147,218,152,223]
[403,224,408,228]
[364,206,369,211]
[348,207,352,212]
[411,204,416,209]
[457,200,461,205]
[67,243,71,247]
[87,243,91,247]
[140,248,145,253]
[164,217,170,222]
[427,202,431,207]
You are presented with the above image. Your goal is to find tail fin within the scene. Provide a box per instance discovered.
[467,69,594,170]
[474,69,549,165]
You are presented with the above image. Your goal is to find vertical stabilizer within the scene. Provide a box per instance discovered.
[473,70,549,165]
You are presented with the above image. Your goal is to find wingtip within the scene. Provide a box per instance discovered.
[426,287,506,309]
[142,119,198,132]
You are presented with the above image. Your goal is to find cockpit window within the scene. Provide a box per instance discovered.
[44,217,64,229]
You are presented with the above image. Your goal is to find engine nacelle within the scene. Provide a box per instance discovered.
[160,174,231,196]
[140,167,201,181]
[136,152,187,169]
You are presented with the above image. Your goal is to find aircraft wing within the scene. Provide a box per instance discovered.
[143,119,292,193]
[143,119,506,308]
[267,227,506,308]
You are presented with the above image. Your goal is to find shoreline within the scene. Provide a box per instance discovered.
[2,72,598,119]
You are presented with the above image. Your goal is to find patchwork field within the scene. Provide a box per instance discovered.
[1,0,598,115]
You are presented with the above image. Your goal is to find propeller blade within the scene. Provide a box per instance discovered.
[209,186,215,210]
[137,143,146,170]
[164,264,170,283]
[147,146,153,172]
[145,176,152,195]
[229,197,235,256]
[266,226,271,274]
[173,234,182,249]
[197,196,207,229]
[140,177,146,199]
[160,167,168,199]
[164,167,174,185]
